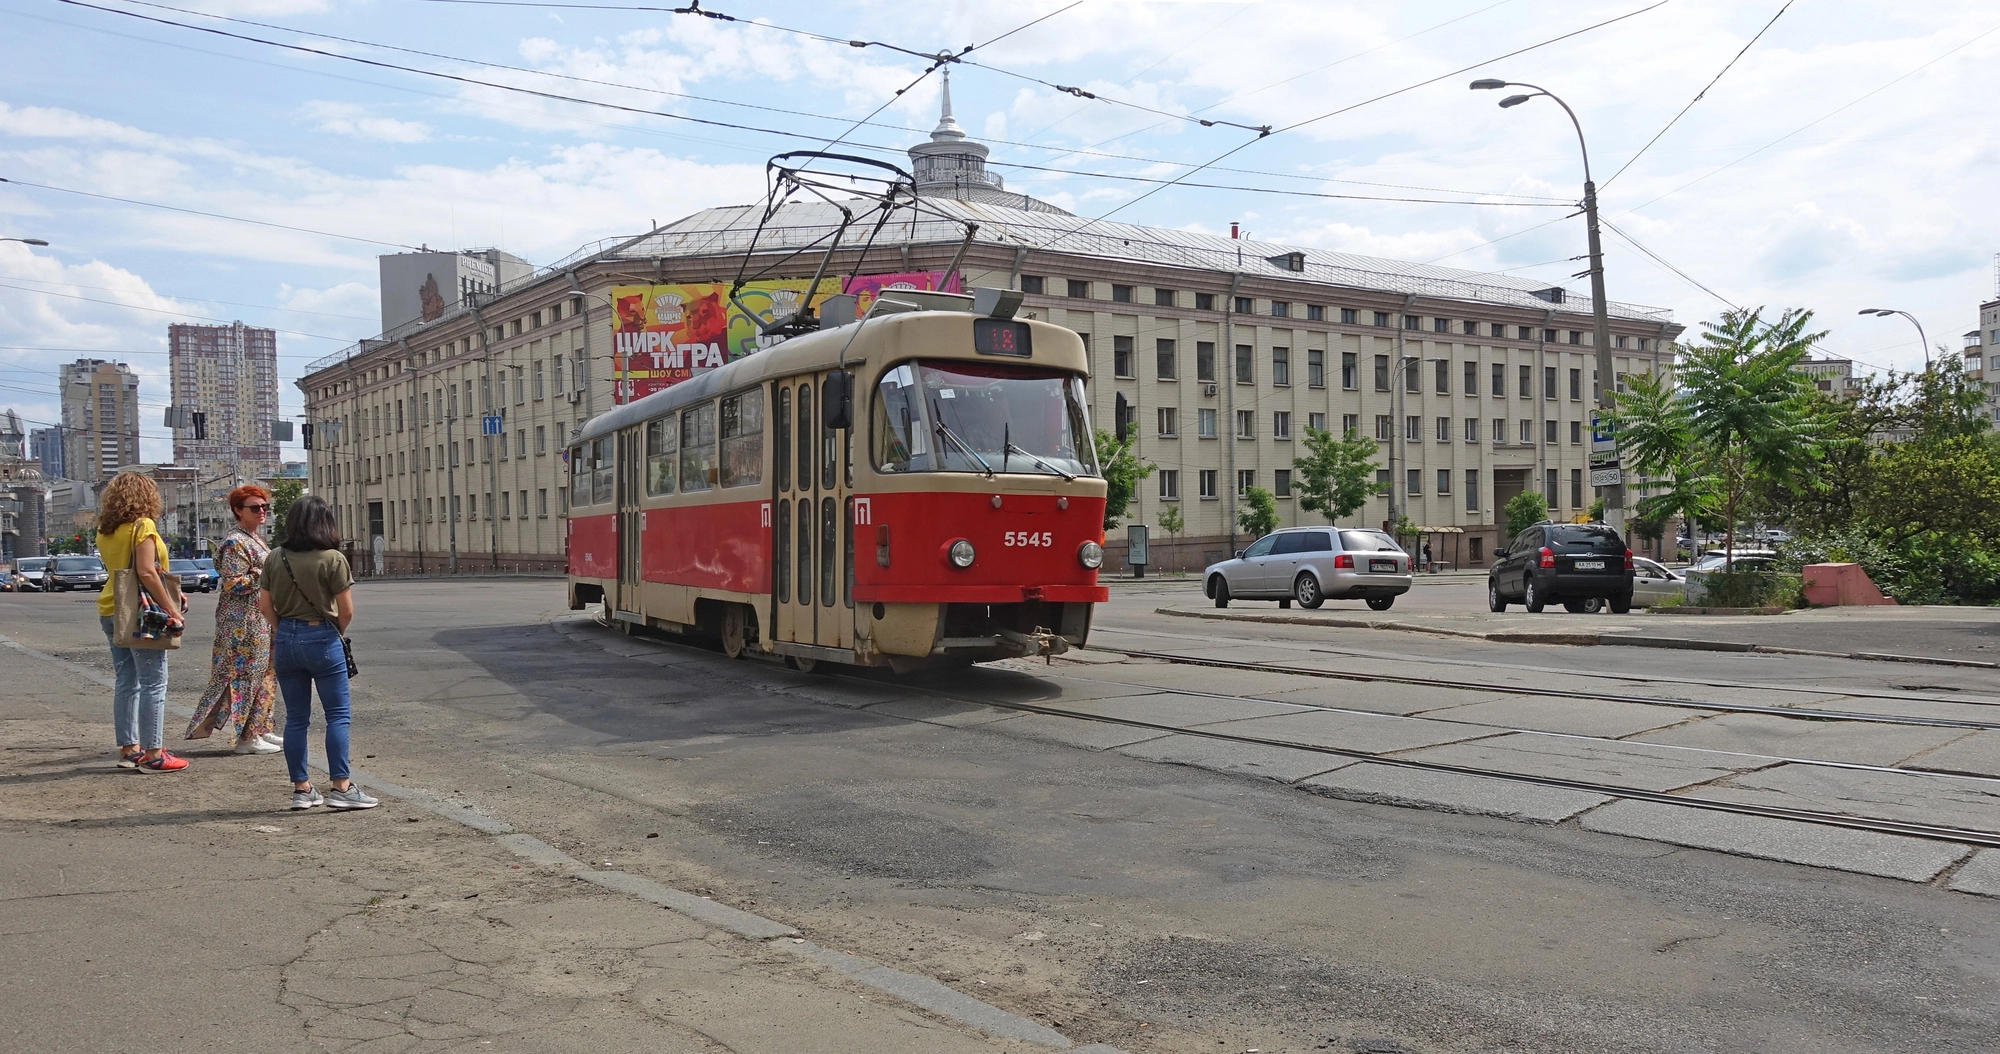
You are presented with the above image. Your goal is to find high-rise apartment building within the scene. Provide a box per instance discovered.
[169,322,280,479]
[29,425,65,479]
[59,359,140,481]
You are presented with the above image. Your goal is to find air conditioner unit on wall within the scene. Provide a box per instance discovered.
[1203,383,1218,398]
[566,390,583,403]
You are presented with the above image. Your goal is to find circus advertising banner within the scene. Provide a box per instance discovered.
[610,271,962,402]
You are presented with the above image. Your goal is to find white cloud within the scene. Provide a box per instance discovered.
[300,102,432,144]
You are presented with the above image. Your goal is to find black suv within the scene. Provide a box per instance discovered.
[1488,522,1635,613]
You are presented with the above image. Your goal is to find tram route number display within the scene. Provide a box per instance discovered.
[611,271,963,402]
[1003,531,1055,547]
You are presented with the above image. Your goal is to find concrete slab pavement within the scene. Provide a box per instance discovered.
[1907,730,2000,778]
[1695,765,2000,833]
[1299,763,1613,824]
[1579,801,1973,883]
[1195,708,1505,755]
[1409,695,1715,738]
[1392,733,1772,792]
[1113,733,1356,783]
[1632,713,1976,767]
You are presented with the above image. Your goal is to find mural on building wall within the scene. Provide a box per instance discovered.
[419,273,446,322]
[609,271,961,402]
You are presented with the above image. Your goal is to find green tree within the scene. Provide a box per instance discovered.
[1503,491,1549,539]
[1611,307,1825,568]
[269,478,306,547]
[1157,503,1184,574]
[1290,425,1385,523]
[1236,485,1279,538]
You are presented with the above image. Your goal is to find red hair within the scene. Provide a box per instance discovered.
[227,483,271,511]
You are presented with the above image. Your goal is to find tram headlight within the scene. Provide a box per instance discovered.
[947,539,976,568]
[1077,540,1104,569]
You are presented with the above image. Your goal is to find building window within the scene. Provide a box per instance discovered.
[1376,468,1391,494]
[1271,301,1289,318]
[1461,320,1478,335]
[1404,358,1420,393]
[1339,351,1356,389]
[1234,296,1254,314]
[1154,287,1176,307]
[1196,341,1216,382]
[1236,409,1255,438]
[1373,311,1391,327]
[1307,304,1325,321]
[1519,419,1532,444]
[1569,368,1582,401]
[1464,417,1478,443]
[1569,330,1583,345]
[1274,469,1292,498]
[1616,335,1629,349]
[1199,469,1218,499]
[1156,339,1177,380]
[1435,358,1450,394]
[1157,407,1178,437]
[1113,336,1135,378]
[1374,354,1390,391]
[1486,322,1502,338]
[1197,408,1217,438]
[1546,468,1559,506]
[1272,347,1290,387]
[1571,420,1582,445]
[1237,469,1255,495]
[1309,412,1327,432]
[1519,364,1532,399]
[1518,326,1534,341]
[535,425,547,455]
[1341,308,1358,325]
[1435,416,1450,442]
[1570,469,1583,509]
[1492,418,1507,444]
[1111,284,1134,303]
[1405,415,1420,441]
[500,491,511,520]
[1021,275,1045,294]
[1374,414,1393,441]
[1408,468,1421,497]
[1306,349,1325,388]
[1195,292,1216,311]
[1159,469,1179,499]
[1433,317,1449,333]
[1491,362,1505,397]
[1235,345,1253,385]
[1066,279,1090,298]
[1403,315,1420,330]
[1341,413,1359,436]
[1273,411,1291,439]
[1465,469,1479,512]
[1463,359,1478,396]
[1545,420,1557,444]
[1544,366,1557,399]
[1437,469,1451,495]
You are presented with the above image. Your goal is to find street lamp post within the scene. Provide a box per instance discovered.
[1857,308,1931,371]
[1471,78,1620,531]
[1,237,49,246]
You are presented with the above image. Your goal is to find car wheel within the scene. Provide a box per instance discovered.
[1524,580,1545,613]
[1212,578,1231,609]
[1609,593,1632,614]
[1488,581,1507,612]
[1582,597,1604,613]
[1294,573,1324,609]
[1562,599,1588,613]
[1366,596,1395,612]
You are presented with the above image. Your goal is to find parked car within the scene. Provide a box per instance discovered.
[1488,522,1635,613]
[11,556,49,592]
[46,555,108,592]
[1629,556,1687,608]
[1686,549,1778,574]
[1684,552,1780,605]
[1205,527,1413,611]
[168,558,215,593]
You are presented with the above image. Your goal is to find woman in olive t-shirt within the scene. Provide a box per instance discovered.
[256,496,377,811]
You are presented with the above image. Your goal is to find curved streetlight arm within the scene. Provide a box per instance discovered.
[1858,308,1930,370]
[1486,81,1591,184]
[2,237,50,246]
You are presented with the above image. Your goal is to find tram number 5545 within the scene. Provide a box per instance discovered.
[1003,531,1054,548]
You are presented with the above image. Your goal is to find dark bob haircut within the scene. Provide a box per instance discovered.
[280,494,341,552]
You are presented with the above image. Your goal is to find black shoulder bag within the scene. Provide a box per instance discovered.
[279,548,359,679]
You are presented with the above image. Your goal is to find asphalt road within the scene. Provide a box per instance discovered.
[4,580,1998,1054]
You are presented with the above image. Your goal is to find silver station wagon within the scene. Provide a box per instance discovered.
[1204,527,1413,611]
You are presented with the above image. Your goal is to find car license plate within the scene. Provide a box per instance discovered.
[1574,560,1605,570]
[1369,559,1397,573]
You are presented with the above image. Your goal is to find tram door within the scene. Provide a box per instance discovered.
[770,375,853,653]
[615,425,643,615]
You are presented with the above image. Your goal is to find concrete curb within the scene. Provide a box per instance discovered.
[1153,607,2000,670]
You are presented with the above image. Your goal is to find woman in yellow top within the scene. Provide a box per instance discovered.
[96,472,190,773]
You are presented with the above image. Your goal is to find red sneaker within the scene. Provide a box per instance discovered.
[138,751,189,773]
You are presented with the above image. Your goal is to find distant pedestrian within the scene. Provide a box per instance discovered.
[185,484,282,754]
[1422,541,1433,572]
[96,471,188,773]
[258,496,377,811]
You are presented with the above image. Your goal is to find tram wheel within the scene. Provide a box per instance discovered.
[788,654,819,674]
[720,605,748,659]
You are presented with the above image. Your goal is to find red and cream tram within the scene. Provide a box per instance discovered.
[566,291,1109,671]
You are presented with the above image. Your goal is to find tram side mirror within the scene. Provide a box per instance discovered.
[1114,392,1131,443]
[822,370,854,430]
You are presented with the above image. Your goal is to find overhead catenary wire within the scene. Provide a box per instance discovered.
[0,281,355,342]
[1600,0,1795,189]
[0,176,422,251]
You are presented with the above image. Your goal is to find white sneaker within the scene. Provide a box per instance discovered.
[234,736,282,754]
[259,732,285,747]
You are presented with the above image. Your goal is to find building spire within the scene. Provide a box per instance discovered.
[930,67,966,142]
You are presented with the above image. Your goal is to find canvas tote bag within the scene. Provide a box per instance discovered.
[111,519,184,651]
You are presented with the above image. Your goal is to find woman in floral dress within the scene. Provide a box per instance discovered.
[186,485,282,753]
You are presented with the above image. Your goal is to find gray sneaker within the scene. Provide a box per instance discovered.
[324,784,380,810]
[290,787,324,810]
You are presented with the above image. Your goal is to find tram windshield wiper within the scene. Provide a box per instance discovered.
[930,401,994,476]
[1004,442,1075,481]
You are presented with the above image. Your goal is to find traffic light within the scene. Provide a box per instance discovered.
[191,412,207,440]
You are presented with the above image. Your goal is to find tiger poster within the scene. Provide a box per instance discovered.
[609,271,961,403]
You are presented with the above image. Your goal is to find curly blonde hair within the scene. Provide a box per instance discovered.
[98,472,163,533]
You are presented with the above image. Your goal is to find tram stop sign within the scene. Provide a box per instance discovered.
[1588,412,1621,488]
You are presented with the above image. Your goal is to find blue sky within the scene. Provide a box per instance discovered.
[3,0,1996,464]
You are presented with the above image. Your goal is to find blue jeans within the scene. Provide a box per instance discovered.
[272,619,352,786]
[100,615,168,750]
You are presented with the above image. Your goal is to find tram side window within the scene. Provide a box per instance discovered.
[680,401,718,491]
[645,415,677,496]
[873,364,930,472]
[719,390,765,488]
[570,446,589,504]
[591,437,614,506]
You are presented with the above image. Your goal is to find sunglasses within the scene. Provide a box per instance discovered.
[242,503,271,513]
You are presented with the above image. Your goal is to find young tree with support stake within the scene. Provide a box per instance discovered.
[1290,425,1386,523]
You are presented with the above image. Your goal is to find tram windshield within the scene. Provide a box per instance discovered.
[874,360,1099,477]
